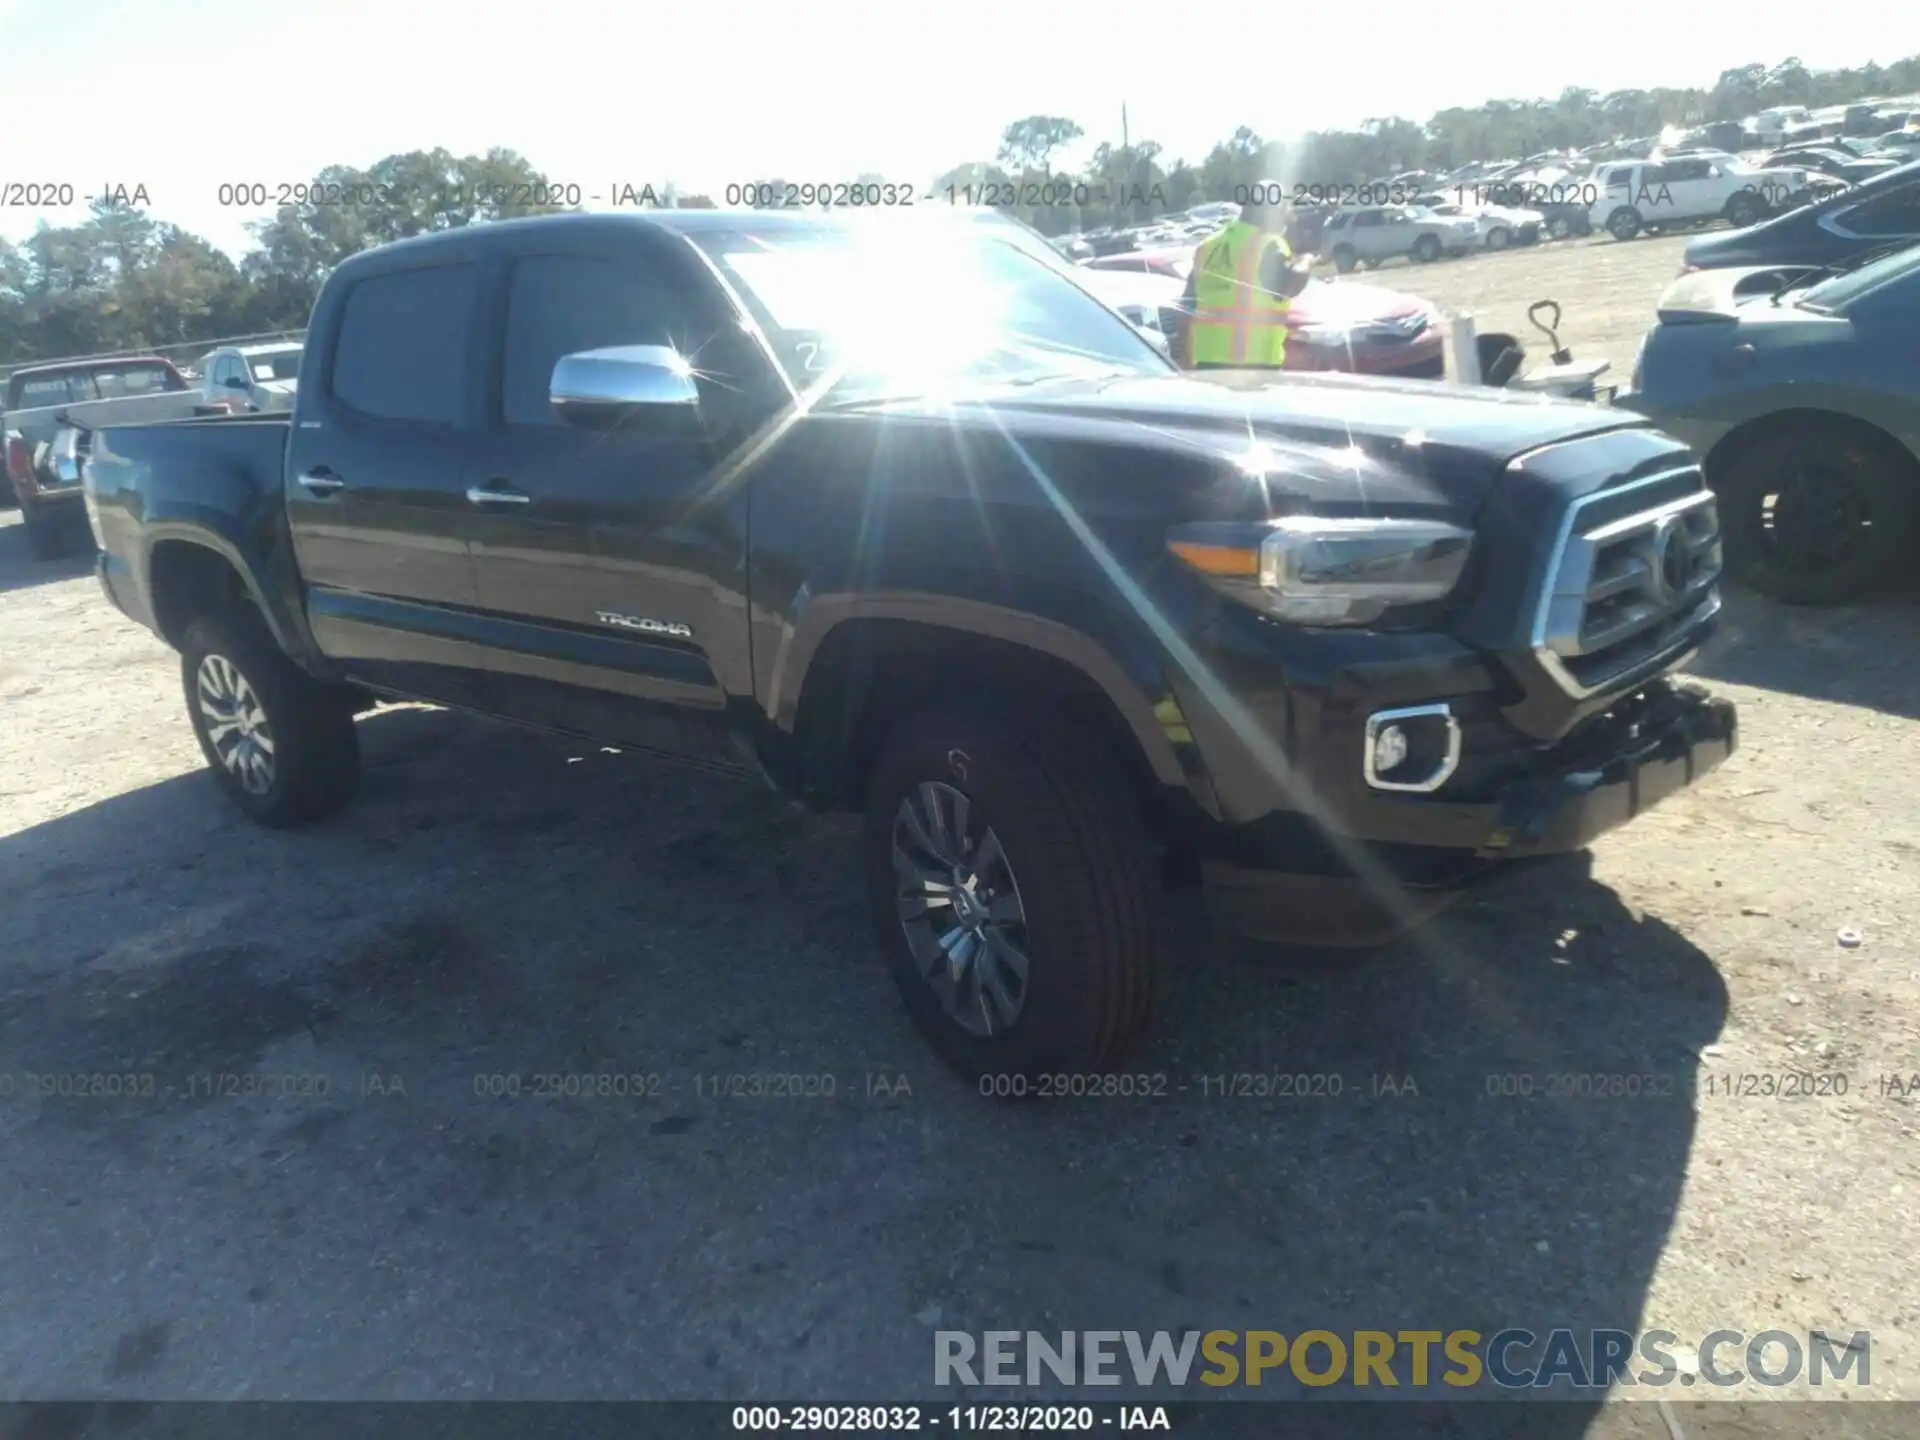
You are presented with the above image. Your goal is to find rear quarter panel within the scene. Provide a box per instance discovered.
[86,417,320,662]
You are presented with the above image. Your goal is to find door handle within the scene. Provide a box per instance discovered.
[297,469,345,494]
[466,483,531,505]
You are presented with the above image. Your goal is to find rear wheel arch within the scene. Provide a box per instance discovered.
[147,538,257,648]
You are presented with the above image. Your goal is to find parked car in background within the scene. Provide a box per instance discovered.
[1680,162,1920,273]
[1073,269,1184,355]
[1082,248,1190,280]
[1763,146,1900,186]
[1590,156,1811,240]
[1412,195,1542,249]
[198,342,304,413]
[1320,205,1478,271]
[1863,131,1920,161]
[2,355,197,557]
[1618,244,1920,604]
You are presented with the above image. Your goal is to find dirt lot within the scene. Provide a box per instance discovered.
[3,231,1919,1436]
[1397,229,1697,382]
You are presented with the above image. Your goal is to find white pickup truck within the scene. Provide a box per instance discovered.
[2,355,205,557]
[197,341,304,414]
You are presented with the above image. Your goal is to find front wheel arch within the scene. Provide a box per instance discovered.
[784,616,1192,834]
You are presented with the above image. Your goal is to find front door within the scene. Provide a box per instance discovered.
[463,245,769,764]
[285,258,493,708]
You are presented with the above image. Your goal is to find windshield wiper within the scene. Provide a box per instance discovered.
[1768,241,1907,305]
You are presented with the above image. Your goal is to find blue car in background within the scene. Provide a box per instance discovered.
[1680,161,1920,275]
[1617,243,1920,605]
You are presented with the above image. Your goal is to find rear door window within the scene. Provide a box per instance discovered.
[92,363,180,398]
[330,263,480,424]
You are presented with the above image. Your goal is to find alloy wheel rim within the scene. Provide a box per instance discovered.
[891,780,1030,1037]
[196,653,276,795]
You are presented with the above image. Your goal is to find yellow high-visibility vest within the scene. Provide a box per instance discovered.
[1188,221,1291,367]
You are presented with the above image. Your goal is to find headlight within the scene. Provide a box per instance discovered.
[1169,516,1474,625]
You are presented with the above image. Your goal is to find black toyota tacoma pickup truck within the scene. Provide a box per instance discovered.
[83,210,1735,1081]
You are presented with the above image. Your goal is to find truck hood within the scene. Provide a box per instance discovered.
[841,371,1649,516]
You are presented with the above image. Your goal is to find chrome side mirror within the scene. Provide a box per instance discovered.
[550,345,700,428]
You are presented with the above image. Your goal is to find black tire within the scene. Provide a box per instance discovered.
[1413,234,1442,263]
[1546,216,1572,240]
[21,499,75,560]
[1725,191,1763,228]
[1607,206,1642,241]
[861,707,1165,1086]
[1715,423,1920,605]
[181,608,361,826]
[1485,226,1510,251]
[1331,244,1358,274]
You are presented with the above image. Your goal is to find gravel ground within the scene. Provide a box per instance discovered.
[2,231,1918,1436]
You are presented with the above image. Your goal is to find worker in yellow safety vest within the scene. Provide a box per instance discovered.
[1173,191,1316,370]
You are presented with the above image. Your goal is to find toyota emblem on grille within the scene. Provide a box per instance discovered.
[1647,516,1694,604]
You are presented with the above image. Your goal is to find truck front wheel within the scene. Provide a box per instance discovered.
[862,708,1164,1086]
[181,609,360,826]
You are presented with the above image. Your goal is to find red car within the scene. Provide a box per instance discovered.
[1081,247,1446,379]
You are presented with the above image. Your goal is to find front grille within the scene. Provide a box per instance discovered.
[1533,465,1723,698]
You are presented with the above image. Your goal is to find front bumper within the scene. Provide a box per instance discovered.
[1202,679,1736,939]
[1473,679,1734,857]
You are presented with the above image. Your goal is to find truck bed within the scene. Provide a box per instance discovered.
[86,414,295,636]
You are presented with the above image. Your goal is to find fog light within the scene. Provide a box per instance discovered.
[1372,724,1410,775]
[1363,703,1463,793]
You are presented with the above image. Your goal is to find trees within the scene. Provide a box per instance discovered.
[3,54,1918,367]
[0,147,570,366]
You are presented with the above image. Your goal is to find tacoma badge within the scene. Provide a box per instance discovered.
[594,611,692,639]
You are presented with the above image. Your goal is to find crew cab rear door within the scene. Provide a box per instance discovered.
[462,233,773,763]
[285,256,496,709]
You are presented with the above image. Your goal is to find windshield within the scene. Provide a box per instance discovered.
[1797,243,1920,311]
[695,227,1171,402]
[247,349,302,382]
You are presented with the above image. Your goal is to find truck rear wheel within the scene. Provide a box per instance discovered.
[181,609,361,826]
[861,708,1164,1086]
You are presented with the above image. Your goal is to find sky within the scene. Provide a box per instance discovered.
[1,0,1915,259]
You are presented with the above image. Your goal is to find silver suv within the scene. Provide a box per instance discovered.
[1321,205,1480,271]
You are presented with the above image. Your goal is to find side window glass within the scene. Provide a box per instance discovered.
[18,377,70,407]
[1843,184,1920,236]
[331,263,479,424]
[501,254,680,427]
